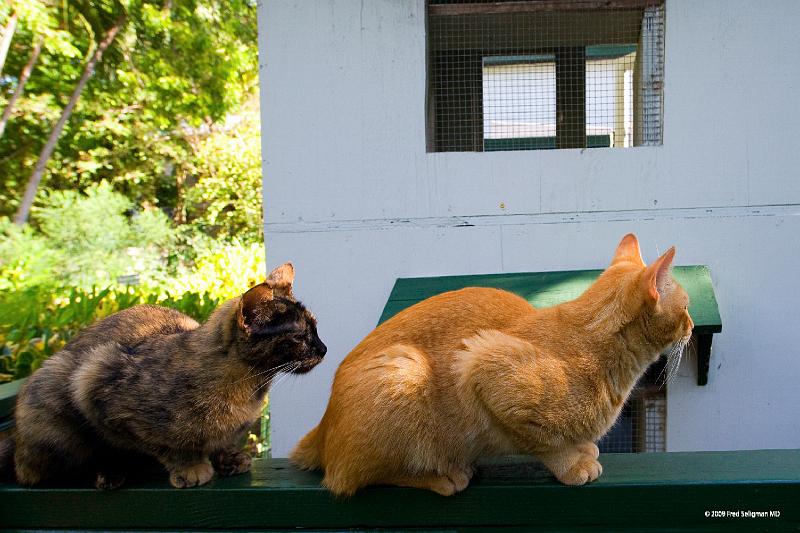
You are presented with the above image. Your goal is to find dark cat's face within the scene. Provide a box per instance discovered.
[236,263,327,375]
[241,297,327,374]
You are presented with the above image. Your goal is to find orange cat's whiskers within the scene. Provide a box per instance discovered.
[658,348,675,387]
[662,338,689,385]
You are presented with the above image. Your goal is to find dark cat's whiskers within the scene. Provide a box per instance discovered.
[260,361,300,382]
[249,361,301,399]
[228,363,259,389]
[261,362,301,392]
[235,360,296,385]
[272,362,302,388]
[237,363,258,383]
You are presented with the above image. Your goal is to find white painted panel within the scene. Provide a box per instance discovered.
[665,215,800,451]
[261,0,429,224]
[662,1,800,209]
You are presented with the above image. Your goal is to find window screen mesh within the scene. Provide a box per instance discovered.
[427,0,665,152]
[598,355,668,453]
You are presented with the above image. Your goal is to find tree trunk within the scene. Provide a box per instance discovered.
[14,16,126,225]
[0,11,18,77]
[0,38,42,139]
[173,168,187,224]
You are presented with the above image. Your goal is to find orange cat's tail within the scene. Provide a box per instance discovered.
[290,425,324,471]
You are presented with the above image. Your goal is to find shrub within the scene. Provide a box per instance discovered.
[29,182,176,290]
[166,240,265,301]
[0,218,60,291]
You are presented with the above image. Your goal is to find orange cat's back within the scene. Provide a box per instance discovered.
[349,286,535,362]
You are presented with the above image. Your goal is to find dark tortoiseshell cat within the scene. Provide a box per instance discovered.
[0,263,325,489]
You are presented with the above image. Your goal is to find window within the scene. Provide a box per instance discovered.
[427,0,665,152]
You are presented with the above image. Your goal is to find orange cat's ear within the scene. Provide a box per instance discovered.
[266,262,294,298]
[238,283,274,333]
[642,247,675,303]
[611,233,645,266]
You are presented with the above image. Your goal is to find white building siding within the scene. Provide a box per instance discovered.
[259,0,800,456]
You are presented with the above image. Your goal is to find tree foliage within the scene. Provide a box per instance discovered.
[0,0,261,232]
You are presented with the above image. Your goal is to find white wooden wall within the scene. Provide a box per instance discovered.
[258,0,800,456]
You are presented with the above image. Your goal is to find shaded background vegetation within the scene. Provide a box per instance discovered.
[0,0,266,385]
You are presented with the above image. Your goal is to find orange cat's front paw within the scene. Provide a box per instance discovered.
[559,456,603,485]
[427,466,473,496]
[386,465,474,496]
[446,465,474,493]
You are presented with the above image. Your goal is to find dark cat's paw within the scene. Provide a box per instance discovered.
[169,462,215,488]
[95,471,126,490]
[211,449,252,477]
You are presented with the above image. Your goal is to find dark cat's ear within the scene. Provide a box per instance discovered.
[642,247,675,303]
[266,262,294,298]
[238,283,275,334]
[611,233,645,266]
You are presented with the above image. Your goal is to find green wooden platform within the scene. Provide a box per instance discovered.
[1,450,798,531]
[379,265,722,385]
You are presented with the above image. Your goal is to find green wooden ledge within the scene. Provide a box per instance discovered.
[379,265,722,385]
[0,450,798,531]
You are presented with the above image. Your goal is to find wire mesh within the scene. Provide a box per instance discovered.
[598,355,668,453]
[427,0,665,152]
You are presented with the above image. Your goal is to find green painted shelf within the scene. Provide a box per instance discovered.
[1,450,798,531]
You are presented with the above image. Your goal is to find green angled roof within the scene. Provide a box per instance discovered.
[379,265,722,335]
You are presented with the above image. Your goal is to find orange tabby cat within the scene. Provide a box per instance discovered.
[291,234,693,496]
